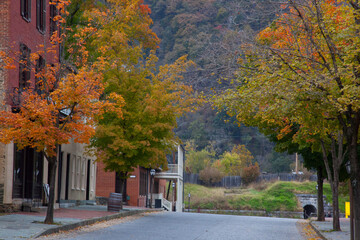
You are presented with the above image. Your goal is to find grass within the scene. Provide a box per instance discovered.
[184,181,349,213]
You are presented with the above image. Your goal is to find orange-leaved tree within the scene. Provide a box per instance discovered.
[0,0,124,224]
[214,0,360,232]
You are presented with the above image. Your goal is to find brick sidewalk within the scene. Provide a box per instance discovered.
[310,218,351,240]
[17,208,117,219]
[0,205,157,239]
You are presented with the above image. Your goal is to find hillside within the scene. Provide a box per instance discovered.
[183,182,349,213]
[146,0,294,172]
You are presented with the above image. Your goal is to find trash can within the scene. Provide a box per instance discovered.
[108,193,123,212]
[155,199,162,208]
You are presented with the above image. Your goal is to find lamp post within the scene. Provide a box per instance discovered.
[188,193,191,212]
[172,182,175,212]
[150,169,155,209]
[346,161,354,240]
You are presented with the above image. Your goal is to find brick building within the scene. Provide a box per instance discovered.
[96,162,167,208]
[0,0,97,211]
[96,145,185,212]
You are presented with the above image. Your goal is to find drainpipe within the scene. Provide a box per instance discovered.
[145,169,149,208]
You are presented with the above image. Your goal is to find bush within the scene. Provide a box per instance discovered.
[241,162,260,185]
[199,167,223,186]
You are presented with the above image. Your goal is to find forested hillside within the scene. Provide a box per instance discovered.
[145,0,295,172]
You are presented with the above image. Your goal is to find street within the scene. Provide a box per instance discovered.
[57,212,305,240]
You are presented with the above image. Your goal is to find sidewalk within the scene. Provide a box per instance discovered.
[310,217,351,240]
[0,205,158,240]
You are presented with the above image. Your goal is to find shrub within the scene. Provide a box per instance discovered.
[241,162,260,185]
[199,167,223,186]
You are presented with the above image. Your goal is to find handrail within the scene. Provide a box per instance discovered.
[162,198,172,211]
[158,164,178,174]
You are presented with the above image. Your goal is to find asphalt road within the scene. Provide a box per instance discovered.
[65,212,304,240]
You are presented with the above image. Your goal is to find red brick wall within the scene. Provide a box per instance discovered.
[8,1,56,89]
[159,179,167,197]
[126,167,140,206]
[0,0,9,92]
[96,165,152,207]
[0,0,9,52]
[95,161,116,198]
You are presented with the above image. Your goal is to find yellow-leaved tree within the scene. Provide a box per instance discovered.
[214,0,360,232]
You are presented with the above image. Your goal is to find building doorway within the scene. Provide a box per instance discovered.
[12,146,43,200]
[115,172,127,203]
[86,160,91,200]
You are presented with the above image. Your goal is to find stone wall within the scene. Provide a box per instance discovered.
[0,183,3,204]
[0,0,9,205]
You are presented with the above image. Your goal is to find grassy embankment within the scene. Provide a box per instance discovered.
[184,181,349,213]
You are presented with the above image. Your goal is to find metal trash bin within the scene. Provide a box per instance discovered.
[155,199,162,208]
[108,193,123,212]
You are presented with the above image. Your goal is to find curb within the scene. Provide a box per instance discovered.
[309,220,327,240]
[35,209,162,238]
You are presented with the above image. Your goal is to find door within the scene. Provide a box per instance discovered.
[115,173,127,202]
[86,160,90,200]
[65,154,70,200]
[12,146,43,199]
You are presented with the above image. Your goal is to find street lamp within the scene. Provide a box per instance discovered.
[188,193,191,212]
[150,169,156,208]
[346,161,351,174]
[172,182,176,212]
[345,161,354,240]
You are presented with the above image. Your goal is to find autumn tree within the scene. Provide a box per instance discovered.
[241,162,260,185]
[199,166,223,186]
[79,0,199,188]
[263,123,328,221]
[185,142,215,174]
[214,0,360,232]
[0,0,123,224]
[218,145,253,176]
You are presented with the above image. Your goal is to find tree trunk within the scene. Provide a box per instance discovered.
[317,167,325,221]
[353,182,360,240]
[320,140,341,231]
[341,111,360,239]
[345,125,360,240]
[331,176,341,231]
[44,151,58,224]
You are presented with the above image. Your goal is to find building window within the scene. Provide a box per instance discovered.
[21,0,31,22]
[71,155,76,189]
[19,44,31,90]
[76,157,81,190]
[35,55,45,94]
[50,1,57,36]
[91,162,95,192]
[81,159,86,190]
[36,0,46,33]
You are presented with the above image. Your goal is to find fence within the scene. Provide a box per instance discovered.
[184,172,317,188]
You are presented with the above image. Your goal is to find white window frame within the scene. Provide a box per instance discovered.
[76,156,81,190]
[81,158,86,191]
[90,161,95,193]
[71,155,76,190]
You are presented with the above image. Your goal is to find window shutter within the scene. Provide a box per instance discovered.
[42,0,46,32]
[36,0,40,30]
[20,0,24,17]
[28,0,31,21]
[25,46,31,88]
